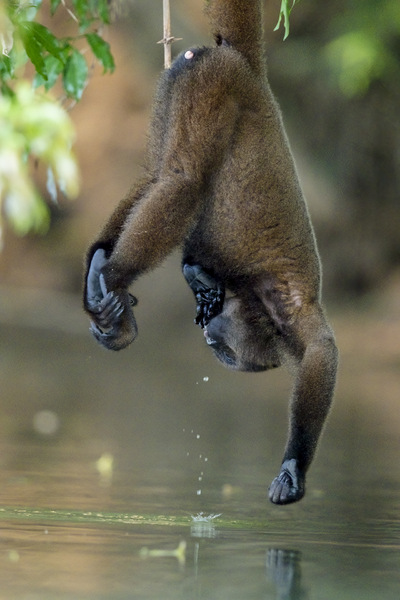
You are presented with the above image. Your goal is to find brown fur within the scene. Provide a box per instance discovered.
[83,0,338,504]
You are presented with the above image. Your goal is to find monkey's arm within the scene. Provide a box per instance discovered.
[182,263,225,328]
[268,306,338,504]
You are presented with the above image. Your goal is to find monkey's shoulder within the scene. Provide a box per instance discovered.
[168,47,210,80]
[167,45,255,88]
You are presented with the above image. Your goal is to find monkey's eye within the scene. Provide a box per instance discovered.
[221,351,236,367]
[214,344,237,368]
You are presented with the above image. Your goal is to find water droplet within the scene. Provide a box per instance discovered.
[204,457,208,462]
[196,490,202,495]
[203,376,209,382]
[196,434,200,439]
[198,476,202,481]
[186,452,190,456]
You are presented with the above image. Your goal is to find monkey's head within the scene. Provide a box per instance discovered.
[204,297,281,372]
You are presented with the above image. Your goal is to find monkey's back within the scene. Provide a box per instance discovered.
[149,46,321,301]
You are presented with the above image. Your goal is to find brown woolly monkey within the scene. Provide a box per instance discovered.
[83,0,338,505]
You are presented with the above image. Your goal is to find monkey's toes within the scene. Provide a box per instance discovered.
[268,459,305,505]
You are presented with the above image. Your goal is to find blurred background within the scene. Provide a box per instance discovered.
[0,4,399,596]
[2,0,400,298]
[0,0,399,509]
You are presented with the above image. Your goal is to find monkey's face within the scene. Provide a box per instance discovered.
[204,298,281,373]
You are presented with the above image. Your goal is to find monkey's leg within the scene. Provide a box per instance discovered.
[269,308,338,505]
[182,263,225,328]
[83,178,151,350]
[89,176,204,350]
[85,58,241,350]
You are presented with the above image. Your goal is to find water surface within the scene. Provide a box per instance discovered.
[1,281,399,599]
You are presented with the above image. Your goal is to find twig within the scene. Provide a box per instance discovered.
[61,0,79,24]
[157,0,182,69]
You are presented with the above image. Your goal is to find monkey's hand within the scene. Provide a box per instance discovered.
[182,263,225,329]
[268,459,305,505]
[84,248,138,351]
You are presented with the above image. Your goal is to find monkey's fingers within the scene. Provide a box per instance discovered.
[87,287,138,351]
[183,263,219,293]
[194,288,225,328]
[88,292,123,332]
[194,301,208,329]
[268,459,305,505]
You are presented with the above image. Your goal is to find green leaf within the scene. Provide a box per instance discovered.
[71,0,91,30]
[0,53,14,79]
[96,0,111,25]
[34,55,64,91]
[0,81,14,98]
[19,22,47,79]
[63,49,88,100]
[25,22,63,60]
[19,21,65,81]
[85,33,115,73]
[274,0,298,40]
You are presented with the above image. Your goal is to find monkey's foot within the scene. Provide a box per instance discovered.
[87,275,137,351]
[85,248,138,350]
[268,459,305,505]
[182,263,225,328]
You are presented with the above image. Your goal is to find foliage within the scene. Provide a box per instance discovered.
[323,0,400,96]
[0,0,115,245]
[0,81,79,241]
[275,0,301,40]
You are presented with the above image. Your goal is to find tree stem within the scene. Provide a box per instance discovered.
[158,0,182,69]
[163,0,172,69]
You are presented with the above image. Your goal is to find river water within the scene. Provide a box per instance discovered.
[0,269,399,599]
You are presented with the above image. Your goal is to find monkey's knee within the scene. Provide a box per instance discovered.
[269,459,305,505]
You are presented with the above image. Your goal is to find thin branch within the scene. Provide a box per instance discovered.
[157,0,182,69]
[61,0,79,24]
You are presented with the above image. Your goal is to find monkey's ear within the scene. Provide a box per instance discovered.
[129,294,138,306]
[255,278,288,335]
[214,34,230,47]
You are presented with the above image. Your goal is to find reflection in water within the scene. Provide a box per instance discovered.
[266,549,308,600]
[1,290,400,598]
[140,539,187,567]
